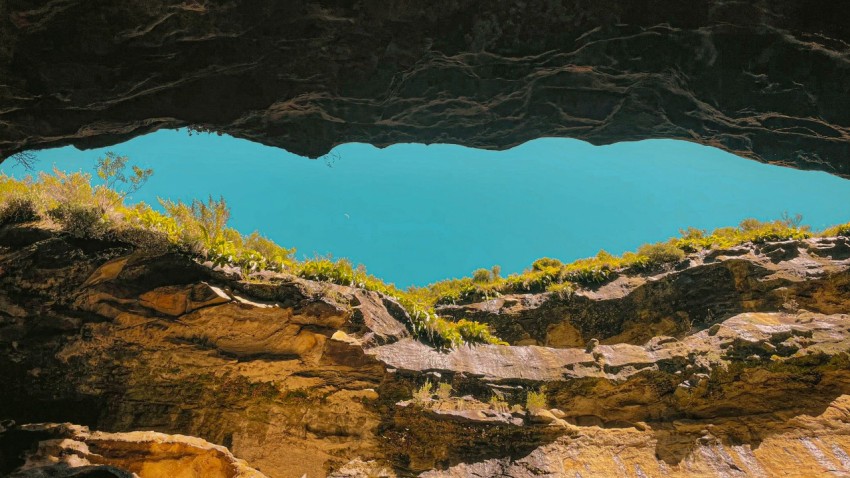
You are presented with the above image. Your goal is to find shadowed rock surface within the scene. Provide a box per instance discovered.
[2,1,849,177]
[2,223,850,476]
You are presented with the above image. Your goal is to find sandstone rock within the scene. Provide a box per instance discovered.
[424,395,850,477]
[2,225,850,477]
[438,238,850,347]
[529,409,557,424]
[3,422,267,478]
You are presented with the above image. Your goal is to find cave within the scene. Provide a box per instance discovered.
[2,2,850,478]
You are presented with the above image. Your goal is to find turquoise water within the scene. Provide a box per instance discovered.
[5,129,850,287]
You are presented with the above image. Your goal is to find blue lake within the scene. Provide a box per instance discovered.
[6,129,850,287]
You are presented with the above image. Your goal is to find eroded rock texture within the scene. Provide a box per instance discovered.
[1,1,849,176]
[438,238,850,347]
[2,422,267,478]
[2,224,850,477]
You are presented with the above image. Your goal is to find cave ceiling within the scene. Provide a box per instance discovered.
[1,1,848,176]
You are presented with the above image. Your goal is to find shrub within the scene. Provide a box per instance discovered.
[0,174,33,203]
[546,281,574,298]
[245,232,295,271]
[472,268,493,283]
[9,151,38,170]
[525,388,547,412]
[454,319,497,344]
[235,248,267,273]
[436,382,452,400]
[36,169,99,211]
[636,242,685,266]
[161,195,230,254]
[489,394,509,413]
[124,203,179,242]
[298,257,355,285]
[504,269,558,293]
[822,222,850,237]
[738,218,764,232]
[413,380,434,403]
[675,227,709,252]
[48,204,110,238]
[0,196,38,225]
[562,265,612,285]
[744,220,810,244]
[532,257,562,271]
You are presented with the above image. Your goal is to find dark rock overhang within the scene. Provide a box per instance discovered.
[1,1,848,177]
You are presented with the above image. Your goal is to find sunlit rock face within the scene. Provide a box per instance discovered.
[2,422,267,478]
[2,223,850,477]
[438,238,850,347]
[2,1,849,176]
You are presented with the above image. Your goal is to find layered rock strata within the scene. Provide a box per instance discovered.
[438,237,850,347]
[1,224,850,477]
[2,422,267,478]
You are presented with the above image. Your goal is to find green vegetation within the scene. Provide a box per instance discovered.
[488,394,509,413]
[436,382,453,400]
[412,380,434,403]
[0,156,500,348]
[822,221,850,238]
[0,156,842,350]
[412,214,815,307]
[525,388,547,412]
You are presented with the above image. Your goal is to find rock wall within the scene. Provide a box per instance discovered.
[2,224,850,477]
[1,1,849,177]
[2,422,267,478]
[438,238,850,347]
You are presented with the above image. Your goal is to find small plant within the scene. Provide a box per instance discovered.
[160,195,230,254]
[635,242,685,267]
[472,268,493,283]
[828,222,850,237]
[546,281,574,298]
[488,394,509,413]
[525,388,547,412]
[298,257,355,285]
[413,380,434,403]
[780,211,804,229]
[562,265,611,285]
[532,257,562,271]
[675,227,709,252]
[436,382,452,400]
[124,203,180,242]
[245,232,295,271]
